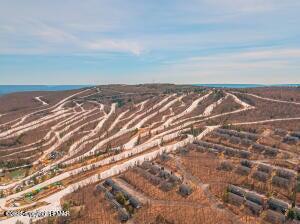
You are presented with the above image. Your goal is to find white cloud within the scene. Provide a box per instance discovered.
[237,49,300,60]
[84,39,143,55]
[1,0,300,84]
[34,26,77,43]
[199,0,299,13]
[0,20,144,55]
[186,48,300,63]
[1,0,299,56]
[150,48,300,84]
[204,0,274,13]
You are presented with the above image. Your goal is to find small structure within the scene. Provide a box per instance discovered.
[24,179,34,186]
[218,161,234,171]
[224,148,238,157]
[252,171,269,182]
[245,200,263,215]
[160,153,170,161]
[283,135,298,144]
[257,164,273,174]
[216,128,229,135]
[129,196,141,209]
[241,139,252,147]
[276,168,296,180]
[104,178,114,187]
[264,209,286,224]
[291,207,300,221]
[111,184,123,194]
[244,133,259,141]
[272,176,290,188]
[235,165,251,176]
[274,128,287,137]
[140,161,152,170]
[252,143,265,153]
[227,192,244,206]
[169,174,181,183]
[105,191,114,200]
[149,165,161,175]
[240,160,253,168]
[217,133,231,140]
[179,184,193,197]
[263,147,278,157]
[134,166,149,176]
[290,132,300,138]
[195,145,207,153]
[0,169,4,177]
[95,184,107,193]
[239,150,250,159]
[13,184,23,192]
[148,174,162,186]
[159,170,171,179]
[245,192,266,206]
[123,189,132,198]
[194,140,211,148]
[207,148,218,155]
[229,136,240,145]
[110,199,122,210]
[118,208,130,222]
[214,145,226,152]
[178,147,189,155]
[228,185,246,197]
[217,128,258,141]
[109,146,121,152]
[48,151,61,160]
[160,181,175,192]
[267,198,291,214]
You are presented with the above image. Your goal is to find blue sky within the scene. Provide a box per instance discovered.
[0,0,300,84]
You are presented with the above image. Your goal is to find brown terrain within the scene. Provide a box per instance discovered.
[0,84,299,224]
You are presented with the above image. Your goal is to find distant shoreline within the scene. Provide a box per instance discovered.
[0,85,92,96]
[0,84,299,96]
[193,84,300,88]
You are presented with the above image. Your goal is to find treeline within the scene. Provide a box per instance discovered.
[0,159,30,169]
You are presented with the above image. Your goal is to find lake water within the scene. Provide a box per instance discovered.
[0,85,92,95]
[193,84,300,88]
[0,84,299,96]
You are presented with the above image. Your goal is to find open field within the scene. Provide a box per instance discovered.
[0,84,299,224]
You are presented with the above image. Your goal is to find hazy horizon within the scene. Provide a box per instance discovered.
[1,0,300,84]
[0,83,299,96]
